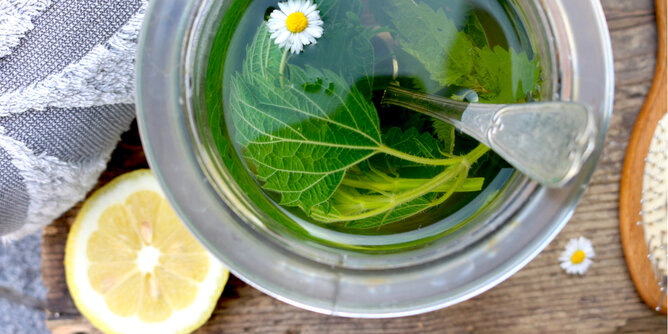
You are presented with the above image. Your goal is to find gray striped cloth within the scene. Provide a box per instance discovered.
[0,0,146,241]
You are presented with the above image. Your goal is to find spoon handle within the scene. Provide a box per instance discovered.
[382,85,598,187]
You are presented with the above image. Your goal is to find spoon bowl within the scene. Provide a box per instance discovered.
[382,85,598,187]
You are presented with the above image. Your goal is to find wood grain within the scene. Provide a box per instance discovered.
[43,1,668,333]
[619,0,667,315]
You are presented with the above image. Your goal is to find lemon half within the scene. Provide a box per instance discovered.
[65,169,228,334]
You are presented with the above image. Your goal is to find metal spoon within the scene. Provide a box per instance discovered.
[381,85,598,187]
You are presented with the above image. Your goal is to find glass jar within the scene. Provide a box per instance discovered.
[136,0,613,317]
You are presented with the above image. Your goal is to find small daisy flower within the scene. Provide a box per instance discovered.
[268,0,324,54]
[559,236,596,275]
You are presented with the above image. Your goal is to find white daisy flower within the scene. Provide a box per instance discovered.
[559,236,596,275]
[267,0,324,54]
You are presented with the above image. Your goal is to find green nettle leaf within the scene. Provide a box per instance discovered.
[383,127,441,158]
[473,45,539,103]
[462,10,489,48]
[432,120,455,154]
[316,0,363,24]
[383,1,475,87]
[375,127,443,172]
[295,5,376,95]
[241,25,283,85]
[231,65,382,211]
[382,0,540,104]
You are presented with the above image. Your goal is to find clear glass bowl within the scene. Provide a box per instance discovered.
[136,0,613,317]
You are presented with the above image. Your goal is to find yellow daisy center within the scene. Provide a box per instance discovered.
[570,250,586,264]
[286,12,308,33]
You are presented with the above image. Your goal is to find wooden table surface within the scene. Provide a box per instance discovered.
[42,0,667,333]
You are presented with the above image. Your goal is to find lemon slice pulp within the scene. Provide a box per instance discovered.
[65,169,228,334]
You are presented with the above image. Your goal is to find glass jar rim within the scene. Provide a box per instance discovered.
[136,0,613,317]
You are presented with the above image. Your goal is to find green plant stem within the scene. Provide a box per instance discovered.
[330,188,392,210]
[461,144,490,166]
[428,166,469,207]
[312,144,490,223]
[341,175,484,193]
[312,164,460,222]
[332,187,392,204]
[312,168,455,223]
[378,144,464,166]
[278,48,289,87]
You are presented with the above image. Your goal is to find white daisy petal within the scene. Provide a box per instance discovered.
[582,258,593,270]
[268,23,283,31]
[270,11,287,20]
[268,19,281,28]
[306,35,316,44]
[279,30,293,44]
[305,4,317,14]
[305,26,323,38]
[269,28,280,36]
[309,19,323,28]
[293,37,303,48]
[308,22,322,30]
[306,11,319,21]
[298,33,309,45]
[290,1,302,13]
[277,2,290,14]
